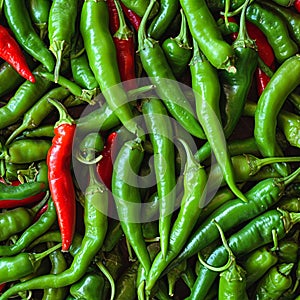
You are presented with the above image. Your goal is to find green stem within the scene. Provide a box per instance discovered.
[247,155,300,175]
[233,0,256,49]
[96,261,115,300]
[173,9,191,49]
[198,220,235,272]
[31,242,62,262]
[137,0,156,51]
[48,98,74,126]
[114,0,133,39]
[258,57,274,78]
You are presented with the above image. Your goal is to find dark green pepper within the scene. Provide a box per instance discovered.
[70,272,105,300]
[254,263,294,299]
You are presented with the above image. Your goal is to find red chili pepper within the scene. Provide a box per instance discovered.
[294,0,300,13]
[120,2,141,32]
[113,0,137,91]
[107,0,120,34]
[0,283,6,293]
[47,98,76,252]
[96,132,117,190]
[255,67,271,96]
[0,192,47,209]
[246,21,275,68]
[33,202,49,222]
[0,25,35,83]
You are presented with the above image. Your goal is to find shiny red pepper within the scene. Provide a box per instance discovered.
[294,0,300,13]
[47,99,76,252]
[113,0,137,91]
[96,132,117,190]
[107,0,120,34]
[0,25,35,83]
[245,21,276,96]
[120,2,141,31]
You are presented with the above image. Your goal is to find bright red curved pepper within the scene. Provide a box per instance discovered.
[107,0,120,34]
[113,0,137,91]
[96,132,117,191]
[47,99,76,252]
[120,2,141,32]
[0,25,35,83]
[294,0,300,13]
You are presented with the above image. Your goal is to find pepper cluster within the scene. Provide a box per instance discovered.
[0,0,300,299]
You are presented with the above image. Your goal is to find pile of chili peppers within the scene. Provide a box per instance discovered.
[1,0,300,299]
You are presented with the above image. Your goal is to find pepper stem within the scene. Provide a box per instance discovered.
[137,0,156,51]
[30,191,50,215]
[48,98,74,127]
[246,154,300,176]
[233,0,256,49]
[96,261,115,300]
[113,0,133,40]
[279,208,300,233]
[282,167,300,186]
[173,9,192,49]
[31,242,62,263]
[198,219,235,272]
[50,39,66,83]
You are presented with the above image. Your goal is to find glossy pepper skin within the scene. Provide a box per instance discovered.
[47,99,76,252]
[70,272,105,300]
[3,0,55,72]
[254,263,294,299]
[0,25,35,83]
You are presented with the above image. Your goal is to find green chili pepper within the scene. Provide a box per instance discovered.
[179,0,234,70]
[120,0,158,17]
[190,34,246,203]
[261,0,300,46]
[136,242,161,300]
[141,98,176,257]
[195,137,260,163]
[165,167,300,277]
[220,0,258,139]
[70,272,105,300]
[76,101,121,134]
[5,86,70,145]
[218,261,248,300]
[70,34,99,91]
[180,264,196,291]
[145,138,207,294]
[48,0,78,82]
[112,138,151,274]
[254,263,294,299]
[240,245,278,287]
[187,209,300,299]
[0,62,26,97]
[115,260,139,300]
[246,2,298,63]
[27,0,51,40]
[101,220,123,252]
[198,188,235,224]
[278,197,300,212]
[167,260,187,297]
[42,242,68,300]
[3,0,55,71]
[0,197,56,256]
[0,195,48,242]
[79,132,105,162]
[0,65,52,130]
[0,165,108,298]
[208,154,300,189]
[148,0,179,40]
[80,0,143,138]
[138,0,206,139]
[22,125,55,139]
[277,239,299,264]
[1,139,52,164]
[254,55,300,176]
[0,243,61,285]
[162,9,192,78]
